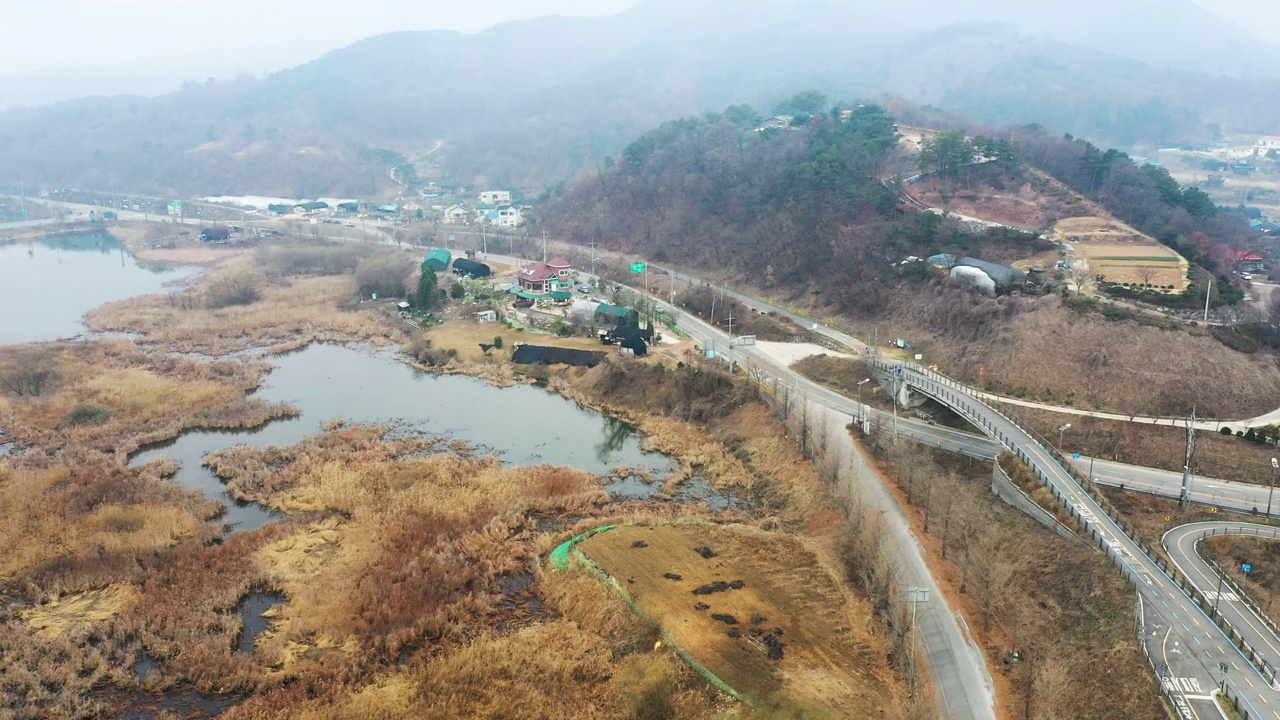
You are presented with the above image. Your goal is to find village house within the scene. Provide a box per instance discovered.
[478,190,511,206]
[514,256,574,297]
[494,205,524,228]
[1257,136,1280,152]
[442,204,469,224]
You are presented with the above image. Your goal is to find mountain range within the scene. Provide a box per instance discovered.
[2,0,1277,198]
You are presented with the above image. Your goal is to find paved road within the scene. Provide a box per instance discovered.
[885,361,1280,719]
[1165,522,1280,710]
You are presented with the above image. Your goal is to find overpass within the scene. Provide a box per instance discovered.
[873,356,1280,719]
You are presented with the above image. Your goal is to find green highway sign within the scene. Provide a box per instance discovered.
[630,262,645,273]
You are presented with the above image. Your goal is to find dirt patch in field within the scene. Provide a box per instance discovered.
[576,523,894,716]
[905,168,1096,232]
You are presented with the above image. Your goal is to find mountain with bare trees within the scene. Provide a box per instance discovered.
[2,0,1280,197]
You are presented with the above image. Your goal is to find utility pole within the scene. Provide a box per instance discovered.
[589,237,597,277]
[1181,408,1197,509]
[857,378,871,430]
[1268,457,1278,520]
[726,306,736,344]
[1204,278,1212,323]
[892,366,901,439]
[541,230,547,262]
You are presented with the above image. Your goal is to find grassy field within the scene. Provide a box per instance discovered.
[1055,216,1189,290]
[577,523,895,717]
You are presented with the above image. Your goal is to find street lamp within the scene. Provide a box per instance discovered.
[1268,457,1278,520]
[1058,422,1071,450]
[857,378,871,425]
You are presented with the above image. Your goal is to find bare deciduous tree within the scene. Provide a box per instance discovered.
[1134,266,1157,288]
[0,349,61,397]
[1068,260,1093,294]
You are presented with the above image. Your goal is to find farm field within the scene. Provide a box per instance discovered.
[1055,216,1189,290]
[575,522,895,718]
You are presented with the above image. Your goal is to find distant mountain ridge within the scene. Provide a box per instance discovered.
[1,0,1278,197]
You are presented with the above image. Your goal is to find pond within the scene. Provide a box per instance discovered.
[0,232,199,344]
[130,343,680,533]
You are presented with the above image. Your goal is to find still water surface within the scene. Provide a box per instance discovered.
[130,343,676,532]
[0,232,198,344]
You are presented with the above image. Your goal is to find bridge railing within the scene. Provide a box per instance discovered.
[865,356,1280,687]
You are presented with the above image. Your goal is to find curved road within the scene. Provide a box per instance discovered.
[885,360,1280,719]
[1165,522,1280,707]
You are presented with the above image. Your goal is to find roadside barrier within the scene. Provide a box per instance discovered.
[865,357,1280,687]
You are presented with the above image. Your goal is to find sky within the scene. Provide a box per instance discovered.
[0,0,641,78]
[0,0,1274,79]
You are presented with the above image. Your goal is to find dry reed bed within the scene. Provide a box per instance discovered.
[84,254,407,357]
[0,339,293,459]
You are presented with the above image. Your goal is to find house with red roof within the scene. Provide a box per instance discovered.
[514,256,574,300]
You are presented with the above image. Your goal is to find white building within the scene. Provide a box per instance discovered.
[442,204,469,225]
[494,206,524,228]
[478,190,511,205]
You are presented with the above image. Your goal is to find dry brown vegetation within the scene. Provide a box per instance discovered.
[0,339,293,459]
[85,243,410,356]
[1204,535,1280,618]
[905,166,1099,232]
[578,523,897,717]
[877,290,1280,419]
[1017,407,1280,487]
[0,239,918,718]
[865,435,1164,720]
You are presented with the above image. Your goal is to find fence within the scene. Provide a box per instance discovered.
[866,356,1280,688]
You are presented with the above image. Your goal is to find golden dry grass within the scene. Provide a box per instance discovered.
[0,462,214,581]
[577,523,895,717]
[85,252,406,355]
[22,584,141,638]
[0,340,293,456]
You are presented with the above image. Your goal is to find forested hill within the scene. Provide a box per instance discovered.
[544,103,943,314]
[542,101,1256,317]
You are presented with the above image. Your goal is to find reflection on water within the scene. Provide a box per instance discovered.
[0,232,199,344]
[596,416,635,464]
[130,344,676,534]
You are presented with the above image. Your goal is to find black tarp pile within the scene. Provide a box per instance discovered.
[608,326,648,356]
[511,344,606,367]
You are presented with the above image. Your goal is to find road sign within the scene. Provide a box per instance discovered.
[1243,563,1253,573]
[630,262,645,273]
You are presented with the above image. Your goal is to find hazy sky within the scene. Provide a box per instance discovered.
[0,0,641,77]
[0,0,1273,78]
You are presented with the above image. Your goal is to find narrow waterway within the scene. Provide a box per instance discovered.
[130,343,680,532]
